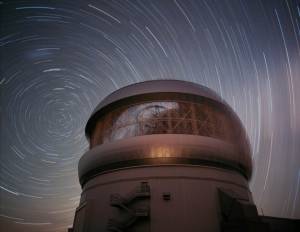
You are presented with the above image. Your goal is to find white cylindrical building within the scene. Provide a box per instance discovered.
[71,80,266,232]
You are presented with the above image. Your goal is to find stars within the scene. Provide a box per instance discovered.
[88,4,121,24]
[174,0,196,32]
[15,6,56,10]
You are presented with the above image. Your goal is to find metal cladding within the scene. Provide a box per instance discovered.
[79,80,252,186]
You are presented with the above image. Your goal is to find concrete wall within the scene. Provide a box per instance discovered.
[74,165,252,232]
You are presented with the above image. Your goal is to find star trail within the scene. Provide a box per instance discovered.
[1,0,300,231]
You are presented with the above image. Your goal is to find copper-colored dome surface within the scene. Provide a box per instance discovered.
[85,80,224,137]
[81,80,252,182]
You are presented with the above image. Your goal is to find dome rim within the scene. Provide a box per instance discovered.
[79,134,252,186]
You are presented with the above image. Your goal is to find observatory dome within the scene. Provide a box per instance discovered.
[79,80,252,186]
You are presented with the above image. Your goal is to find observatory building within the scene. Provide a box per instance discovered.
[70,80,298,232]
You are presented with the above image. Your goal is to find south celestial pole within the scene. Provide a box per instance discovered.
[1,0,300,231]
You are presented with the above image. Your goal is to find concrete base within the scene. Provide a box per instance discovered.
[73,165,252,232]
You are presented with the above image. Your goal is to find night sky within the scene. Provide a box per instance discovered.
[1,0,300,231]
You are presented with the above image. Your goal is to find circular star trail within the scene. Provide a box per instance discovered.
[1,0,300,231]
